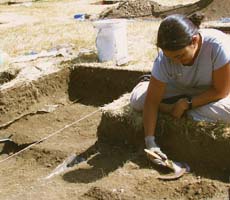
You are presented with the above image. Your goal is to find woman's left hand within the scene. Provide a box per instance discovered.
[170,98,189,118]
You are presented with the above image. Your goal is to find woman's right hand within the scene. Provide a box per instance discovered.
[170,98,189,118]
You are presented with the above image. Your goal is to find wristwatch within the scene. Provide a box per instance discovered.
[186,96,193,110]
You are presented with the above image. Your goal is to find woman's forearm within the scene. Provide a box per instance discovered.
[143,76,166,137]
[192,63,230,108]
[192,87,230,108]
[143,101,159,137]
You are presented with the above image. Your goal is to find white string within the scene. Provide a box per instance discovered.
[0,108,101,164]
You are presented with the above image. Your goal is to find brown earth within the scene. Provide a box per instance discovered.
[0,0,230,200]
[0,64,229,200]
[101,0,230,21]
[201,0,230,21]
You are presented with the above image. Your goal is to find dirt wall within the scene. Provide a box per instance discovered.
[97,94,230,176]
[0,68,70,125]
[68,65,145,106]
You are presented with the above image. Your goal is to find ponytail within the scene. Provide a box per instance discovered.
[188,12,204,28]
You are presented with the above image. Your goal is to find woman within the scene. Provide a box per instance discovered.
[130,14,230,164]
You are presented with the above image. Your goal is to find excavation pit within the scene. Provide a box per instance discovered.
[98,93,230,175]
[0,61,229,200]
[0,62,145,169]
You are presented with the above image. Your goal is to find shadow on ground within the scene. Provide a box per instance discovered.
[63,139,230,184]
[62,141,151,184]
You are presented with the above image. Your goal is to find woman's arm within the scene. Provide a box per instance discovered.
[192,62,230,107]
[143,76,166,137]
[171,62,230,118]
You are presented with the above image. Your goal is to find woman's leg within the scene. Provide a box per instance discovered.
[130,81,174,113]
[130,81,148,111]
[187,96,230,123]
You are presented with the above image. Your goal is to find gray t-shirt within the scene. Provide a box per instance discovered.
[151,29,230,98]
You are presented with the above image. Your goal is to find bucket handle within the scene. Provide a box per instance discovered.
[95,28,102,49]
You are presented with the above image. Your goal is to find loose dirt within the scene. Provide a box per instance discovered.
[101,0,230,21]
[0,1,230,200]
[0,101,229,200]
[201,0,230,20]
[0,64,229,200]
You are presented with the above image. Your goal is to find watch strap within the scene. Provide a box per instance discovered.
[186,96,193,110]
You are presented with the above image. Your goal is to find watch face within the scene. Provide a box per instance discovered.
[186,97,192,109]
[186,96,192,103]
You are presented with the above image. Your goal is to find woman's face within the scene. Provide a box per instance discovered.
[162,34,200,66]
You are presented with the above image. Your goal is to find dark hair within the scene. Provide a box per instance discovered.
[156,14,202,51]
[188,12,204,28]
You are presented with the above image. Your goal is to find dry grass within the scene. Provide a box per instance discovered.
[0,0,103,56]
[0,2,160,71]
[127,20,159,65]
[0,21,96,56]
[0,0,197,65]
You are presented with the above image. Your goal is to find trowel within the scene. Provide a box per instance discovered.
[144,149,189,180]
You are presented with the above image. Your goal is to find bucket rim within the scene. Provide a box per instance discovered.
[94,19,127,28]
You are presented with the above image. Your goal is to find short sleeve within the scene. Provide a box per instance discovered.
[151,52,170,83]
[212,41,230,70]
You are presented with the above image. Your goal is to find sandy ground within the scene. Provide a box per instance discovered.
[0,101,229,200]
[0,0,230,200]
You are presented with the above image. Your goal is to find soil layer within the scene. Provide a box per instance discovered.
[0,102,229,200]
[0,65,229,200]
[101,0,230,21]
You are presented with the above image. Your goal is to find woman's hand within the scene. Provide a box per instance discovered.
[170,98,189,118]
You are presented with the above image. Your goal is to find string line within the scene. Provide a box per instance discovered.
[0,108,101,164]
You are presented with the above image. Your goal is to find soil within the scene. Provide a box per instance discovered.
[0,64,229,200]
[0,97,229,200]
[201,0,230,21]
[0,1,230,200]
[101,0,230,21]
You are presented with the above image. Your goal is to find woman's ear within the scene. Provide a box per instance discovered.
[191,34,199,46]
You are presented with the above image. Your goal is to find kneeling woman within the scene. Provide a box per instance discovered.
[130,14,230,163]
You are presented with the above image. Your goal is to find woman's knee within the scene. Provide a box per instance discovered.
[130,93,144,111]
[187,98,230,123]
[130,82,149,111]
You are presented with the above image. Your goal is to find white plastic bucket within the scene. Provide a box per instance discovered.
[94,19,129,65]
[0,50,10,71]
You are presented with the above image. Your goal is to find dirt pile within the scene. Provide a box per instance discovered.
[100,0,154,18]
[201,0,230,20]
[100,0,230,21]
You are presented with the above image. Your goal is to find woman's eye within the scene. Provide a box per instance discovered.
[175,54,184,59]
